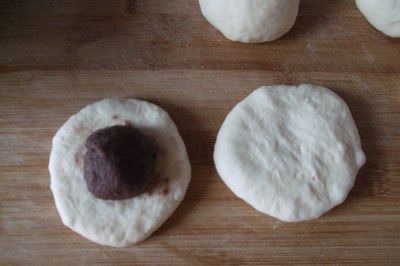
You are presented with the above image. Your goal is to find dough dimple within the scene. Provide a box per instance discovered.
[199,0,300,43]
[214,85,366,222]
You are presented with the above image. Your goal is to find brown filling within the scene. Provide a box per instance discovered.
[83,125,157,200]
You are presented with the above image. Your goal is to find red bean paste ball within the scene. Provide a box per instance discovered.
[84,125,157,200]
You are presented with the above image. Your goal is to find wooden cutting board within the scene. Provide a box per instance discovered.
[1,0,399,264]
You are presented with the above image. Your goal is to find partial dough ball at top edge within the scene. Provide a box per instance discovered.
[199,0,300,43]
[214,84,366,222]
[356,0,400,37]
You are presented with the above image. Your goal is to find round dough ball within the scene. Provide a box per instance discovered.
[49,98,191,247]
[214,85,366,222]
[199,0,300,43]
[356,0,400,37]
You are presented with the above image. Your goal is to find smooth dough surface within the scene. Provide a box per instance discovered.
[214,85,366,222]
[49,98,191,247]
[199,0,300,43]
[356,0,400,37]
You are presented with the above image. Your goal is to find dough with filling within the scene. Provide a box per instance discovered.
[49,98,191,247]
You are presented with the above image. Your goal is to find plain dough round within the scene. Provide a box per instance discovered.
[199,0,300,43]
[214,85,366,222]
[49,98,191,247]
[356,0,400,37]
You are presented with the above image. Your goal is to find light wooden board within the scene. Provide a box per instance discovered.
[1,0,400,265]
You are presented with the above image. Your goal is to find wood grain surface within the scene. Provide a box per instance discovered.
[1,0,400,265]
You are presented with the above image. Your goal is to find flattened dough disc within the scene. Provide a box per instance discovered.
[214,85,365,222]
[49,98,191,247]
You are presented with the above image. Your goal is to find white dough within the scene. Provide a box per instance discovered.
[199,0,300,43]
[214,85,366,222]
[49,98,191,247]
[356,0,400,37]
